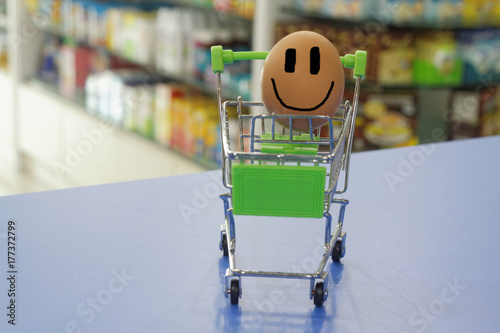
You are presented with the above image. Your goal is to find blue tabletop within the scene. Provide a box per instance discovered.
[1,136,499,333]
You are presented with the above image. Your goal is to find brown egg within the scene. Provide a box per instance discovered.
[261,31,345,131]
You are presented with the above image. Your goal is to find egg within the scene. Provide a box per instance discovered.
[261,31,345,131]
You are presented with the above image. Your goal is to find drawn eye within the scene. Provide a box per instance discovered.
[310,47,320,75]
[284,48,296,73]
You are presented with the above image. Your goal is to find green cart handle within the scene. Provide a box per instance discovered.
[340,50,367,79]
[211,45,367,79]
[211,45,268,73]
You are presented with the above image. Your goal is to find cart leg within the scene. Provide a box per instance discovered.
[219,194,236,255]
[329,199,349,262]
[337,201,347,228]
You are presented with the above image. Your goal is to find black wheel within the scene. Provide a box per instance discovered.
[230,280,240,305]
[331,240,343,263]
[313,282,324,307]
[221,233,228,257]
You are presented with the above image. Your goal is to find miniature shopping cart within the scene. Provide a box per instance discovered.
[211,46,367,307]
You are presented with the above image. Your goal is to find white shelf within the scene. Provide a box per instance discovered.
[27,78,218,169]
[18,81,207,190]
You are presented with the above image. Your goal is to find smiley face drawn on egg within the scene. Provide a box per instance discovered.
[261,31,345,131]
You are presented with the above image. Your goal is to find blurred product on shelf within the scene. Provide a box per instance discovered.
[292,0,500,27]
[155,4,251,99]
[324,0,374,20]
[156,7,196,76]
[362,94,418,149]
[292,0,422,22]
[345,90,418,150]
[90,3,158,65]
[85,69,150,123]
[123,82,156,138]
[120,10,157,65]
[27,0,251,167]
[58,40,94,98]
[46,35,139,98]
[85,70,223,167]
[155,84,185,146]
[370,31,415,86]
[457,28,500,84]
[39,35,59,83]
[379,0,424,23]
[423,0,463,25]
[449,85,500,139]
[0,31,7,70]
[0,0,6,14]
[86,2,108,46]
[26,0,255,29]
[461,0,500,27]
[26,0,253,99]
[169,92,222,164]
[275,21,500,88]
[212,0,255,18]
[413,31,463,86]
[158,86,223,166]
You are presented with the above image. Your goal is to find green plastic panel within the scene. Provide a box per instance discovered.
[232,164,326,218]
[260,133,319,155]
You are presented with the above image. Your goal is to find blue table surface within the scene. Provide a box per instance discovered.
[1,136,499,333]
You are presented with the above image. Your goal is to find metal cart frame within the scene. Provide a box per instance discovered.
[211,46,367,306]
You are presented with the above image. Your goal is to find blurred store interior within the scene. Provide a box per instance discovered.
[0,0,499,195]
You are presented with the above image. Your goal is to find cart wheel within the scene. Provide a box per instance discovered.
[221,233,228,257]
[313,282,325,307]
[331,240,343,263]
[230,280,240,305]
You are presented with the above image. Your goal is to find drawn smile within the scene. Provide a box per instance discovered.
[271,78,335,112]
